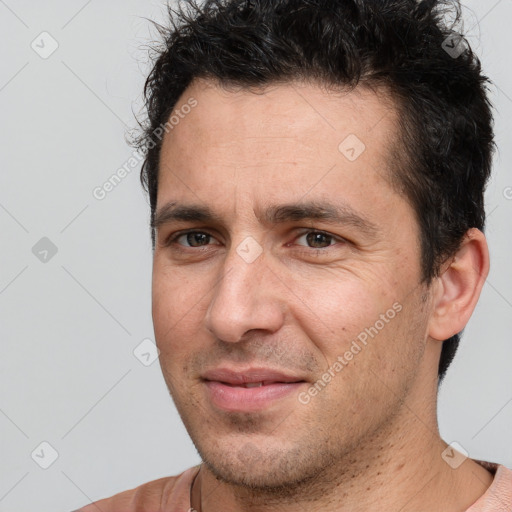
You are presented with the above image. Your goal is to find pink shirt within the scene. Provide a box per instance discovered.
[467,461,512,511]
[76,460,512,512]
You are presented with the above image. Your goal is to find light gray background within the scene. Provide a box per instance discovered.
[0,1,510,511]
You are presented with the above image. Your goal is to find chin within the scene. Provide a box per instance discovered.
[196,437,330,493]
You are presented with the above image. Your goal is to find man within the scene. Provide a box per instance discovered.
[76,0,511,510]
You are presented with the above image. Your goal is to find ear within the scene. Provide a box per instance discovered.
[428,228,490,341]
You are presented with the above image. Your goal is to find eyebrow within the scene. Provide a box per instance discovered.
[152,200,380,238]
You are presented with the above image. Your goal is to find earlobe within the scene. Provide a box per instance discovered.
[428,228,490,341]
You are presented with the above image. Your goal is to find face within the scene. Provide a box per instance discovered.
[152,78,434,489]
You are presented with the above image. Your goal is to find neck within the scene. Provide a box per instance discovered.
[191,371,493,512]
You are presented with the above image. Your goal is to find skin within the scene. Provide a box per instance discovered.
[150,78,492,512]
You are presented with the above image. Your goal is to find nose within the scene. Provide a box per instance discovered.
[204,241,285,343]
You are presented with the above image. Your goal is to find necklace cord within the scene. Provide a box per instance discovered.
[189,464,202,512]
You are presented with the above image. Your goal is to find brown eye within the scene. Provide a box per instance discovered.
[182,232,211,247]
[296,231,337,249]
[166,230,220,248]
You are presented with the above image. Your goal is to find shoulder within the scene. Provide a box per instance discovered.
[77,476,174,512]
[75,466,199,512]
[468,461,512,511]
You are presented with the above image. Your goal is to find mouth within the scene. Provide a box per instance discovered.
[216,380,301,388]
[201,367,307,412]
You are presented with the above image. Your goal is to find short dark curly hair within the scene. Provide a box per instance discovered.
[133,0,495,383]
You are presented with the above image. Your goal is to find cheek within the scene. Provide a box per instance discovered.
[286,267,400,346]
[152,258,205,316]
[287,269,415,402]
[339,291,428,394]
[152,264,207,358]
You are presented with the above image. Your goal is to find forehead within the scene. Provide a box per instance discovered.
[163,78,397,161]
[157,78,407,232]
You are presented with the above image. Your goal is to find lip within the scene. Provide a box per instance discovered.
[202,367,306,385]
[202,367,307,412]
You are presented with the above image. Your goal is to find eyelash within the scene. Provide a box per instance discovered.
[163,229,345,253]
